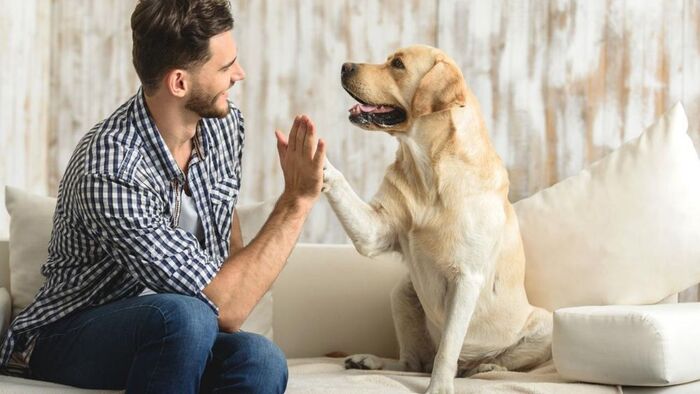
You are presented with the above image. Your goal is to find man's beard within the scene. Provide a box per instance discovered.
[185,85,229,118]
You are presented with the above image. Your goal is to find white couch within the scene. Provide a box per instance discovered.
[0,239,699,394]
[2,103,700,393]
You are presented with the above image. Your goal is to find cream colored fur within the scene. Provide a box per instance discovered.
[323,45,552,394]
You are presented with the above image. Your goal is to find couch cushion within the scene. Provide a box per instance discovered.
[4,187,273,339]
[553,303,700,386]
[0,374,120,393]
[284,357,618,393]
[5,186,55,319]
[273,244,406,359]
[514,103,700,311]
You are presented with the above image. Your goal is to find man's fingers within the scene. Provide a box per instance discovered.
[289,116,300,152]
[275,128,288,146]
[296,115,307,155]
[303,118,317,159]
[275,129,287,161]
[313,138,327,170]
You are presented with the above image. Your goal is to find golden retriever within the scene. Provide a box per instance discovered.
[322,45,552,394]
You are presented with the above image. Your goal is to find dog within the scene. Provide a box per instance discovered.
[322,45,552,394]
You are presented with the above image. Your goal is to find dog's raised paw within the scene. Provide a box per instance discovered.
[322,159,342,193]
[344,354,384,370]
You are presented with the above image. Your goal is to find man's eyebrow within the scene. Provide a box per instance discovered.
[219,56,237,71]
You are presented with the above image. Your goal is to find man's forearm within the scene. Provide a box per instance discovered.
[204,193,311,331]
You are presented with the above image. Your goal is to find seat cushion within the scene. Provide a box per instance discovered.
[553,303,700,386]
[285,357,618,393]
[0,374,121,393]
[4,186,56,319]
[514,103,700,311]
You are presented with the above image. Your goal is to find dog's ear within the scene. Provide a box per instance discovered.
[411,58,468,118]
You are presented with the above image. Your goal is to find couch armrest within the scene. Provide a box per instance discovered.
[0,287,11,338]
[272,243,406,359]
[553,303,700,386]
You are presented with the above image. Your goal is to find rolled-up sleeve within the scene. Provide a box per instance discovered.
[76,172,223,313]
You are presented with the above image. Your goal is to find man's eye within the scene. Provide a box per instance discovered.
[391,58,405,69]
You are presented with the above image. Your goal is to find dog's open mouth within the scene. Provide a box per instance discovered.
[344,89,406,128]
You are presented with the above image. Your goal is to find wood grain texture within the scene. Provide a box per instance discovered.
[2,0,700,303]
[229,0,438,242]
[47,0,141,193]
[0,0,51,239]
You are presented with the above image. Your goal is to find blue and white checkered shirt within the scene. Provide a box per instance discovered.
[0,88,245,372]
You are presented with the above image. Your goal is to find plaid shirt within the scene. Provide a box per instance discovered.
[0,88,245,371]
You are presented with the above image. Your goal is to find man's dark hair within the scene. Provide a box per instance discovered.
[131,0,234,95]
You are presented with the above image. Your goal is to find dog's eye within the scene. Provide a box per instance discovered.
[391,58,405,69]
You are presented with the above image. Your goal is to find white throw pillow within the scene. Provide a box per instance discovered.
[553,303,700,386]
[5,186,55,319]
[514,103,700,311]
[235,199,277,245]
[5,187,274,340]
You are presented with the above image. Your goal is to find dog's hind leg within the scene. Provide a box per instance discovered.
[391,275,436,372]
[491,307,552,372]
[345,275,435,373]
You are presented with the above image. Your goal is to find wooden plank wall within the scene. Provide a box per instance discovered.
[48,0,141,194]
[1,0,699,301]
[228,0,438,242]
[0,1,52,239]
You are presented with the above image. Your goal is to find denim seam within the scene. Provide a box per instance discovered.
[143,331,166,394]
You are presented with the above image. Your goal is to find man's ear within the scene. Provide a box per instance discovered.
[164,69,188,98]
[411,58,468,118]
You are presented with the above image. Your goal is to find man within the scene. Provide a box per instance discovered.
[0,0,325,392]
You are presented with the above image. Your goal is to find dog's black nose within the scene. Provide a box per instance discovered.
[341,62,356,78]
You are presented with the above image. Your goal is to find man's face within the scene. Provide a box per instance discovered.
[185,30,245,118]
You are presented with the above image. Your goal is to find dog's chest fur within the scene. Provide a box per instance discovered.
[388,144,505,328]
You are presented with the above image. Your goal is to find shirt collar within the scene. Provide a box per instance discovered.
[131,87,210,183]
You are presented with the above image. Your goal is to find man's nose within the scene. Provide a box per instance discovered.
[231,64,245,83]
[341,62,356,78]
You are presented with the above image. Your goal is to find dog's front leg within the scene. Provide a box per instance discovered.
[426,275,483,394]
[323,160,394,257]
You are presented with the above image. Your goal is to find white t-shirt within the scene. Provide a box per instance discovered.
[139,190,204,296]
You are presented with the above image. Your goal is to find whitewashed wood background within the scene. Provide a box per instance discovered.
[2,1,699,300]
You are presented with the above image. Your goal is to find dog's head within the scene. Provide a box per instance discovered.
[341,45,469,133]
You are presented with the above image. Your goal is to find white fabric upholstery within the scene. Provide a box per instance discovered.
[0,375,119,394]
[5,186,56,319]
[553,303,700,386]
[284,358,618,393]
[514,103,700,311]
[235,199,277,245]
[273,244,406,359]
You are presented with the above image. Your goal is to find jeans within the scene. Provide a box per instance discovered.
[28,294,288,393]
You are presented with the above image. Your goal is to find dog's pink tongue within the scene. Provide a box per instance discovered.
[359,104,394,113]
[348,103,394,114]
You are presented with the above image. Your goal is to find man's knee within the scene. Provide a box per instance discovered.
[239,332,287,372]
[139,294,218,352]
[217,332,288,392]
